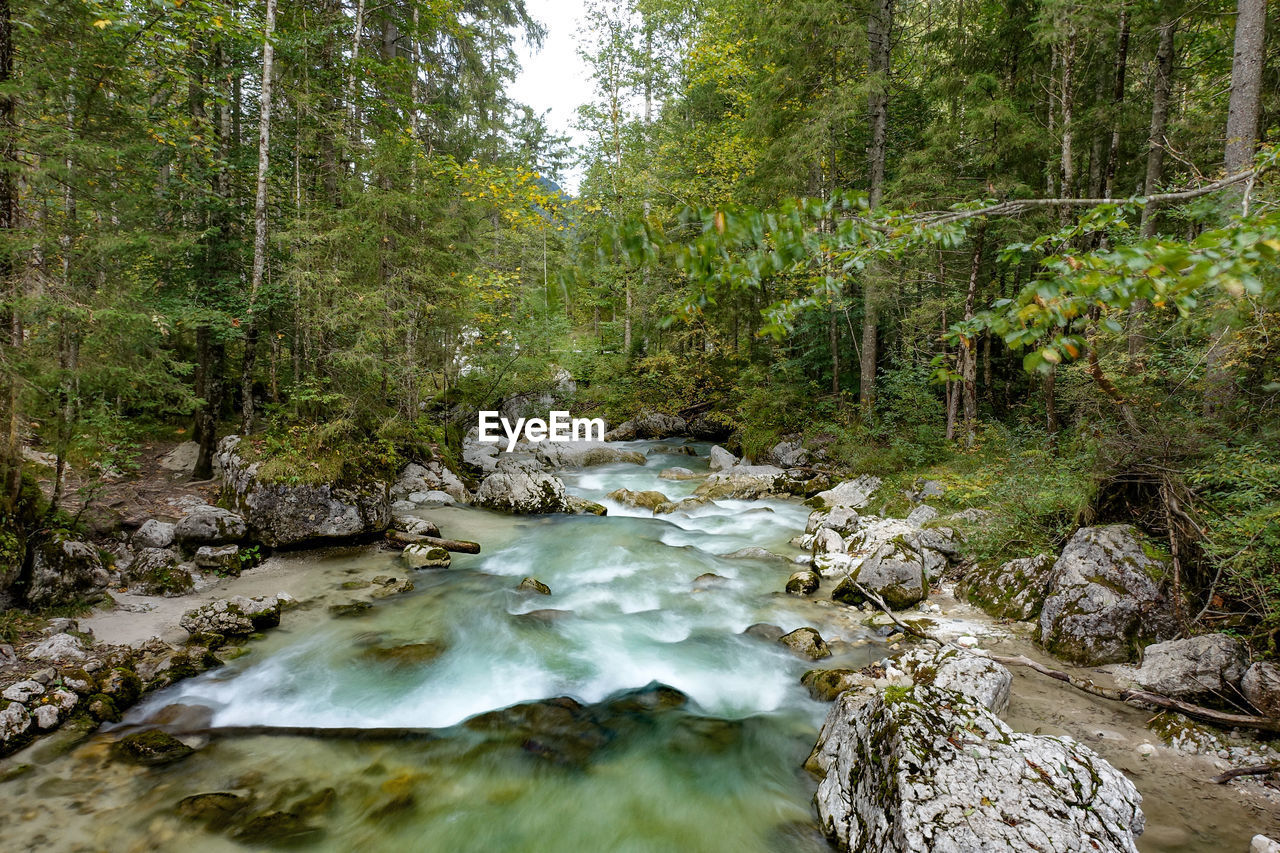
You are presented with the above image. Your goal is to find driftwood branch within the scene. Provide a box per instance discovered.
[848,580,1280,734]
[1211,764,1279,784]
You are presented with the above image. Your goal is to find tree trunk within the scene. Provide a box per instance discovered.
[1205,0,1266,415]
[961,224,986,449]
[861,0,893,413]
[1058,26,1076,222]
[0,0,20,507]
[242,0,278,435]
[1128,13,1176,368]
[1102,6,1130,200]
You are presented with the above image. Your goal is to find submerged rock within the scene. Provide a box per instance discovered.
[808,685,1145,852]
[112,730,195,766]
[1038,525,1176,665]
[1128,634,1247,701]
[176,792,250,830]
[742,623,785,643]
[658,466,700,481]
[361,641,447,668]
[719,546,786,562]
[779,627,832,660]
[474,457,570,514]
[956,553,1054,621]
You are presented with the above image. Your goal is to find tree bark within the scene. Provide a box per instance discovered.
[1205,0,1266,415]
[960,224,985,449]
[1128,13,1177,369]
[861,0,893,413]
[1102,6,1130,200]
[242,0,278,435]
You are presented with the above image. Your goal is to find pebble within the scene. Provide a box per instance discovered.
[955,635,980,649]
[1136,743,1156,757]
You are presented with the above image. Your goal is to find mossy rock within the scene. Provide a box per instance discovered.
[518,577,551,595]
[359,641,447,669]
[87,694,120,723]
[328,601,373,618]
[100,667,143,706]
[111,730,195,766]
[176,792,250,830]
[229,810,323,845]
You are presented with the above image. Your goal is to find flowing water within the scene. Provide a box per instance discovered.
[1,441,1276,851]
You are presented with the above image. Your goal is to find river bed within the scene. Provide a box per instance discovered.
[1,440,1276,851]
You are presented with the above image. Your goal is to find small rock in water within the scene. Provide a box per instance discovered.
[112,730,195,766]
[1252,835,1280,853]
[692,573,728,588]
[329,601,373,618]
[955,635,980,648]
[742,623,785,643]
[401,544,451,569]
[785,570,820,596]
[518,577,551,595]
[1136,743,1156,757]
[779,627,832,660]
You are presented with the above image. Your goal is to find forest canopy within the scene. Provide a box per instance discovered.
[2,0,1279,649]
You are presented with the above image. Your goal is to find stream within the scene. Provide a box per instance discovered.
[2,440,1277,851]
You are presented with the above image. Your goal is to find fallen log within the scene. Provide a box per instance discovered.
[386,529,480,553]
[847,579,1280,734]
[1211,764,1279,784]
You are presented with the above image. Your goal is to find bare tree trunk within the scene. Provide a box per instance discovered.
[1205,0,1266,415]
[242,0,278,435]
[861,0,893,413]
[960,224,985,449]
[1044,364,1058,437]
[1102,6,1130,200]
[1058,26,1077,223]
[1128,14,1176,369]
[0,0,21,507]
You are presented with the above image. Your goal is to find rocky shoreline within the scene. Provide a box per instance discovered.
[3,413,1279,851]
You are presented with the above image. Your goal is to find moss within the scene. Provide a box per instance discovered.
[882,685,913,705]
[111,730,195,766]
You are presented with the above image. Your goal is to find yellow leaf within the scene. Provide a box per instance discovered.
[93,19,111,28]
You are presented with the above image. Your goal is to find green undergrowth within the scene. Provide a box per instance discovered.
[242,414,451,486]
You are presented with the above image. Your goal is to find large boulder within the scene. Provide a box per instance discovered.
[707,445,738,471]
[215,436,391,547]
[27,535,110,608]
[831,548,927,611]
[604,412,688,441]
[763,440,809,468]
[133,519,176,549]
[534,441,645,469]
[173,506,249,547]
[809,475,880,510]
[474,457,570,514]
[180,594,289,638]
[1128,634,1247,701]
[693,465,786,500]
[898,645,1013,715]
[1242,662,1280,718]
[127,547,194,596]
[956,553,1055,621]
[1038,525,1176,665]
[808,686,1144,852]
[393,460,471,504]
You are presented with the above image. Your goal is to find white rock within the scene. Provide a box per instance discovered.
[1251,835,1280,853]
[2,680,44,703]
[26,633,87,662]
[34,704,60,729]
[708,445,738,471]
